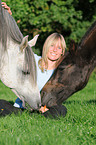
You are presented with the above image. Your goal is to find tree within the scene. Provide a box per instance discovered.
[4,0,96,54]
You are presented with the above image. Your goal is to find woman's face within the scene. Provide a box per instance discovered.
[47,38,63,61]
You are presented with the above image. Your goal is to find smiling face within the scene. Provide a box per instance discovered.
[39,33,66,72]
[47,38,63,61]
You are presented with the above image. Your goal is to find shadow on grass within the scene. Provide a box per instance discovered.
[0,99,22,117]
[9,101,14,105]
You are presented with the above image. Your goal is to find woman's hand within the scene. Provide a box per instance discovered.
[1,2,12,15]
[39,105,49,113]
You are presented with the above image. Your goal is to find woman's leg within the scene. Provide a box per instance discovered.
[13,98,24,109]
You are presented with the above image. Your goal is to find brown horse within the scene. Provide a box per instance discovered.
[41,21,96,107]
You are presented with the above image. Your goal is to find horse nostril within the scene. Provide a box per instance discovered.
[36,103,41,110]
[41,91,47,97]
[22,70,30,75]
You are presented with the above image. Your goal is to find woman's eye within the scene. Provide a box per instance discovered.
[58,47,61,49]
[51,44,54,47]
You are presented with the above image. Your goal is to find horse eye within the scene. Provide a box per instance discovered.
[22,71,30,75]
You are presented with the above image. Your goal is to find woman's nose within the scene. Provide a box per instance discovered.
[53,46,57,51]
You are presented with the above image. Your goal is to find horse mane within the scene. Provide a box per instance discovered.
[79,21,96,47]
[0,2,37,85]
[24,45,37,85]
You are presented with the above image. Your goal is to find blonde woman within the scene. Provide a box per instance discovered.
[2,2,67,117]
[14,33,66,112]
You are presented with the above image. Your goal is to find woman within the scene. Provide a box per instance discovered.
[2,2,67,117]
[14,32,66,113]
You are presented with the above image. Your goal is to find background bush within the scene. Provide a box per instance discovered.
[4,0,96,54]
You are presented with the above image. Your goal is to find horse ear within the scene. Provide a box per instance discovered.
[28,34,39,47]
[19,35,28,52]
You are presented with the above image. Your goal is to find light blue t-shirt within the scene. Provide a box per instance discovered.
[14,54,54,108]
[34,54,54,91]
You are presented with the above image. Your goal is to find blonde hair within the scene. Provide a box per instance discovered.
[38,33,66,72]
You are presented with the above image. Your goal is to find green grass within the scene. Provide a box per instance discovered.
[0,72,96,145]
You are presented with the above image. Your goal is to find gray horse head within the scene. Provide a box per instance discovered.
[0,0,41,110]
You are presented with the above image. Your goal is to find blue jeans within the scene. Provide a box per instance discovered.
[13,98,24,109]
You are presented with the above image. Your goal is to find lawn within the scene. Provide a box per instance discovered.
[0,72,96,145]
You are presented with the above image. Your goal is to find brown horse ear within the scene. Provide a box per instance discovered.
[28,34,39,47]
[19,35,28,52]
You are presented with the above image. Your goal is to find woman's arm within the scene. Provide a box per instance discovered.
[1,2,12,15]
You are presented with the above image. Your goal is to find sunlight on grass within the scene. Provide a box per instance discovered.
[0,72,96,145]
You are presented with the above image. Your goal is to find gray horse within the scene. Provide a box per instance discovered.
[0,0,41,110]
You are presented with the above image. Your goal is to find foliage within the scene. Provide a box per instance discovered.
[0,71,96,145]
[3,0,96,53]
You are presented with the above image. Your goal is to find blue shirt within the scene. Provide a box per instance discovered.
[34,54,54,91]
